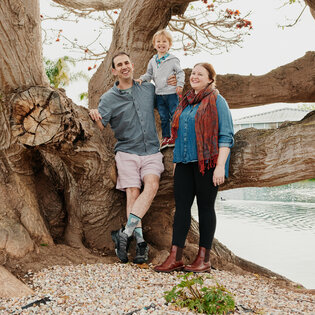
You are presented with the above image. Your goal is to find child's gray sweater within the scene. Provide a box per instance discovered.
[140,53,185,95]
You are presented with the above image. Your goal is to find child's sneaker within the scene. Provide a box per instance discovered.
[167,137,175,147]
[160,137,169,150]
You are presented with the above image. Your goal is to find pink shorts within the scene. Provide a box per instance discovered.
[115,151,164,191]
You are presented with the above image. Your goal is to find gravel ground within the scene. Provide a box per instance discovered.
[1,263,314,314]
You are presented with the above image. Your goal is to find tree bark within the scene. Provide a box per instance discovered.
[224,110,315,189]
[0,266,34,298]
[51,0,125,11]
[0,0,49,93]
[51,0,315,21]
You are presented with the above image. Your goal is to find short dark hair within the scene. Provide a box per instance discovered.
[111,52,131,69]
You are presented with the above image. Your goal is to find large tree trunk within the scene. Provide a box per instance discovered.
[0,0,49,92]
[1,0,315,296]
[0,0,53,262]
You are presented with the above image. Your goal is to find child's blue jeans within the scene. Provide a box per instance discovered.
[156,93,179,138]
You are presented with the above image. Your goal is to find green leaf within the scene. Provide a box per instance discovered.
[164,273,235,314]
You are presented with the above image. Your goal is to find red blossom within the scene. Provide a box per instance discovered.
[88,66,92,71]
[113,10,118,14]
[244,20,252,27]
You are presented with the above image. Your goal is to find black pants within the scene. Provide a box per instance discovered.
[172,162,218,249]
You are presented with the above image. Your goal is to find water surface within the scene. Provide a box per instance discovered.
[192,181,315,289]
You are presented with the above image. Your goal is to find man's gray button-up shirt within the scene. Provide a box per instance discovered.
[98,81,160,156]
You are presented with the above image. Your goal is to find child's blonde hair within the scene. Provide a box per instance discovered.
[152,29,173,47]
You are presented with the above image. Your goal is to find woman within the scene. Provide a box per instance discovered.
[154,63,234,273]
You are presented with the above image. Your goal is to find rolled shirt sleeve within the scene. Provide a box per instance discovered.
[216,94,234,148]
[98,95,112,128]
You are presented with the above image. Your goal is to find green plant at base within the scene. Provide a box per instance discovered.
[164,272,235,314]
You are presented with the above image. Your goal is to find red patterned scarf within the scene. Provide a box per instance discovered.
[171,85,219,175]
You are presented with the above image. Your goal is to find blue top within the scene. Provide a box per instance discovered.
[173,94,234,177]
[98,81,160,156]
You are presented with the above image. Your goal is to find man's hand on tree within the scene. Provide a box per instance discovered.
[89,109,102,121]
[89,109,104,130]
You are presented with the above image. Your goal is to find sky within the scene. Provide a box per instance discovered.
[40,0,315,119]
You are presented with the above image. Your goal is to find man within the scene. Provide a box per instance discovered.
[89,52,174,264]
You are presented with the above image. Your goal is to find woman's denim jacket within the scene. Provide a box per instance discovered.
[173,94,234,177]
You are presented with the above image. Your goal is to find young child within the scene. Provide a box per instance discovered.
[137,29,185,149]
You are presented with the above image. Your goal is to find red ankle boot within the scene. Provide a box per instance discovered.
[154,245,184,272]
[184,247,211,273]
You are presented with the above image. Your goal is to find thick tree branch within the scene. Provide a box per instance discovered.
[51,0,193,13]
[216,51,315,108]
[51,0,125,11]
[223,111,315,189]
[182,52,315,109]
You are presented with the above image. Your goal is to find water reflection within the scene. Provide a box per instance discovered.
[217,181,315,232]
[216,199,315,232]
[191,180,315,289]
[219,181,315,203]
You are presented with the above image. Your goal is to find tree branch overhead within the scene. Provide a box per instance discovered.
[51,0,125,11]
